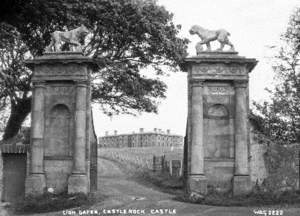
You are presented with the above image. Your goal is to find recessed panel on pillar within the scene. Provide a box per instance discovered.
[44,103,72,193]
[202,82,235,191]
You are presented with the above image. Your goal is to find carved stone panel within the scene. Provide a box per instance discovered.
[204,83,235,95]
[35,64,86,77]
[192,63,246,75]
[204,83,235,119]
[45,85,75,114]
[47,86,75,95]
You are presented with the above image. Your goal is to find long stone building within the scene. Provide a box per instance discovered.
[99,128,183,148]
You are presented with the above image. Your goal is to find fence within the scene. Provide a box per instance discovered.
[99,147,183,177]
[153,155,182,177]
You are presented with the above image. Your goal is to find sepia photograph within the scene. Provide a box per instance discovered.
[0,0,300,215]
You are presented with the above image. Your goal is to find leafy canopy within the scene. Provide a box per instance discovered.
[253,7,300,143]
[0,0,188,140]
[1,0,188,116]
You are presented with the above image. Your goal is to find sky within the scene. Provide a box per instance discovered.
[93,0,299,137]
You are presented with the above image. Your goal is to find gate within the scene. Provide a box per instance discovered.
[2,153,27,203]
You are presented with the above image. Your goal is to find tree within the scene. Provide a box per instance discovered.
[253,7,300,143]
[0,0,189,140]
[0,23,32,140]
[0,109,9,137]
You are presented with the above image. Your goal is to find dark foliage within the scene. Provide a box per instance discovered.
[0,0,189,140]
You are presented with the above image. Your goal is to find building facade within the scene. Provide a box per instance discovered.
[99,128,183,148]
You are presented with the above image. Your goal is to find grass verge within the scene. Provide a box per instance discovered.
[100,156,300,207]
[177,190,300,207]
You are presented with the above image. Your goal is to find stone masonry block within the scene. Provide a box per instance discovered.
[233,175,251,196]
[25,174,46,196]
[188,175,207,195]
[68,174,89,194]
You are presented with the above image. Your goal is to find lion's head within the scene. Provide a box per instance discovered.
[78,24,90,37]
[189,25,198,35]
[77,24,90,44]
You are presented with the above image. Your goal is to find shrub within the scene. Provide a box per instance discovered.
[177,190,300,207]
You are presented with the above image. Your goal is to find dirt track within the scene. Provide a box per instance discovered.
[92,158,300,216]
[5,157,300,216]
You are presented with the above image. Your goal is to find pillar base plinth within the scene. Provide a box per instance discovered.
[68,174,89,194]
[233,175,251,196]
[25,174,46,196]
[188,175,207,195]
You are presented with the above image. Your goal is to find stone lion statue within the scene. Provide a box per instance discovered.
[45,24,90,52]
[189,25,235,53]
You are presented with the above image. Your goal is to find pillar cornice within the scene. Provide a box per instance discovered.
[189,79,205,87]
[234,80,248,88]
[33,81,46,88]
[75,80,88,87]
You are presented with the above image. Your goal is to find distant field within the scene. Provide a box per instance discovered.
[98,146,183,170]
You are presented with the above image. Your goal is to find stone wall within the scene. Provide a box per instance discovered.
[89,111,98,192]
[263,143,299,191]
[249,124,299,191]
[249,129,268,185]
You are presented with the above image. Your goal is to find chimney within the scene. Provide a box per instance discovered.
[139,128,144,133]
[167,129,170,134]
[158,129,162,133]
[105,131,109,136]
[154,128,157,133]
[114,130,117,135]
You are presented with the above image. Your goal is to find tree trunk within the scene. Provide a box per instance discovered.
[2,97,31,140]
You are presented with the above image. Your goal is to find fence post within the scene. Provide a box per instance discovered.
[169,159,173,176]
[162,155,165,173]
[298,150,300,190]
[153,155,156,172]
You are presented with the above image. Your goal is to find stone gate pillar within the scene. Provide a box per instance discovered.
[188,80,207,194]
[68,81,89,193]
[233,80,251,194]
[25,52,98,196]
[25,81,47,195]
[184,52,257,196]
